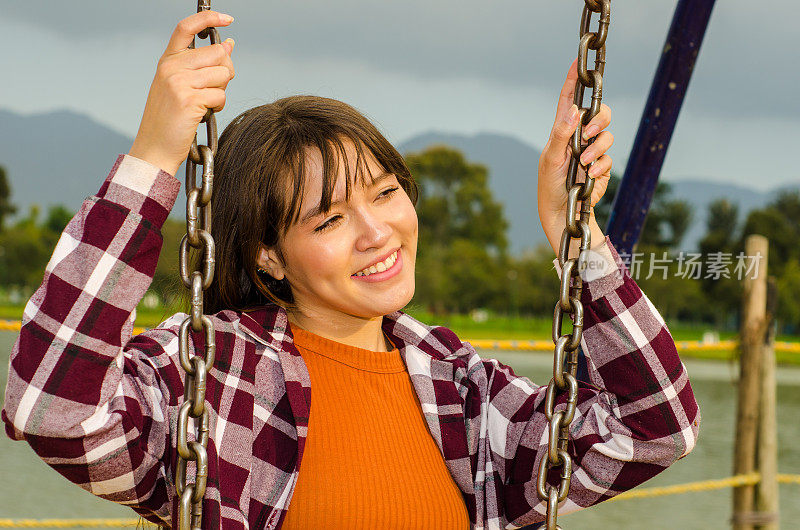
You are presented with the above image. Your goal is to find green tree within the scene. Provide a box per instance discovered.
[441,239,504,313]
[595,176,704,324]
[506,247,560,317]
[636,256,714,324]
[44,205,73,236]
[739,190,800,331]
[151,218,186,307]
[701,199,739,252]
[777,259,800,332]
[0,204,78,295]
[408,146,508,255]
[0,165,17,231]
[595,176,692,250]
[695,199,743,329]
[740,191,800,277]
[692,190,800,332]
[405,146,510,314]
[0,206,51,290]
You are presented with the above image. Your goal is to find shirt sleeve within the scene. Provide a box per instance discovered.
[1,154,183,524]
[551,234,617,281]
[478,235,701,527]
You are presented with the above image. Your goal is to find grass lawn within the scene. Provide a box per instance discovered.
[3,303,798,365]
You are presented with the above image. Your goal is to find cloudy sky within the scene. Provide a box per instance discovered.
[4,1,796,190]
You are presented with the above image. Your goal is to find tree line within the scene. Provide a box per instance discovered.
[1,150,799,333]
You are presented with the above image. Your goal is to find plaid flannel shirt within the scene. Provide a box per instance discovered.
[2,154,700,529]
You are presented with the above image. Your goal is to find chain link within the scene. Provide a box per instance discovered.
[176,1,219,528]
[536,1,610,528]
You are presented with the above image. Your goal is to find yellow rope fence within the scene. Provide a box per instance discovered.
[2,320,800,354]
[609,473,800,502]
[609,472,760,502]
[468,338,800,353]
[1,475,798,527]
[0,520,140,528]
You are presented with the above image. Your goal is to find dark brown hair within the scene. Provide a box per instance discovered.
[204,95,418,313]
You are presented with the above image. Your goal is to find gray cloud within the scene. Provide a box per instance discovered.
[5,1,796,190]
[8,1,796,119]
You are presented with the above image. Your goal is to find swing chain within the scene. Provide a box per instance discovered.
[176,1,219,529]
[536,1,610,528]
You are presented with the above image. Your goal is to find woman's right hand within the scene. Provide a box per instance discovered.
[128,10,235,176]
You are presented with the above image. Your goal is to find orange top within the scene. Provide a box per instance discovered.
[281,327,470,529]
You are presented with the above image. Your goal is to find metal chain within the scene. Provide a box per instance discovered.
[536,1,610,528]
[176,1,219,528]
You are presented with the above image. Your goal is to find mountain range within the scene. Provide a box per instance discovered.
[1,108,795,253]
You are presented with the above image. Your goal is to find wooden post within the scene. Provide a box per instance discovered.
[732,235,768,530]
[755,277,779,529]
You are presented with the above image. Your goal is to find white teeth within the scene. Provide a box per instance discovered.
[355,250,398,277]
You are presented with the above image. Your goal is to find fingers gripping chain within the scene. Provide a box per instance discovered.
[536,1,610,528]
[177,2,219,529]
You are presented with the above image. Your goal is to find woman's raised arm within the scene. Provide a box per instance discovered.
[129,10,235,176]
[2,11,235,525]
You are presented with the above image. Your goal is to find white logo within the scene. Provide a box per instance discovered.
[578,249,611,282]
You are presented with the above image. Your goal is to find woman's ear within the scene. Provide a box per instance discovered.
[257,244,287,281]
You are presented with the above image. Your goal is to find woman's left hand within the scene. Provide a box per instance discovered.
[538,57,613,255]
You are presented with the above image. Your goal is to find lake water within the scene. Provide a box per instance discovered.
[1,331,798,528]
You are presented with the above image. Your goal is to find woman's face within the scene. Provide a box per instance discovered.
[258,141,418,322]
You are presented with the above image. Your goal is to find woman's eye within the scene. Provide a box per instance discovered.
[378,186,400,199]
[314,215,342,233]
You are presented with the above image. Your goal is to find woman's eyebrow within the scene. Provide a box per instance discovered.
[300,202,338,225]
[368,170,393,185]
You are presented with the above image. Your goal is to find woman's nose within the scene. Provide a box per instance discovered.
[354,208,391,252]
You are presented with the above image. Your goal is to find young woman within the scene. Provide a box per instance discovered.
[2,10,700,530]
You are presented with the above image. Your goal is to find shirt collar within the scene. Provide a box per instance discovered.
[236,304,472,360]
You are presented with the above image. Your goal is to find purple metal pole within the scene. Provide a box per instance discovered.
[570,0,718,407]
[605,0,717,254]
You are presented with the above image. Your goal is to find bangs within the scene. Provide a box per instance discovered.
[279,135,392,230]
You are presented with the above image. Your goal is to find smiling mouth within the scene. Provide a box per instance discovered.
[353,250,399,277]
